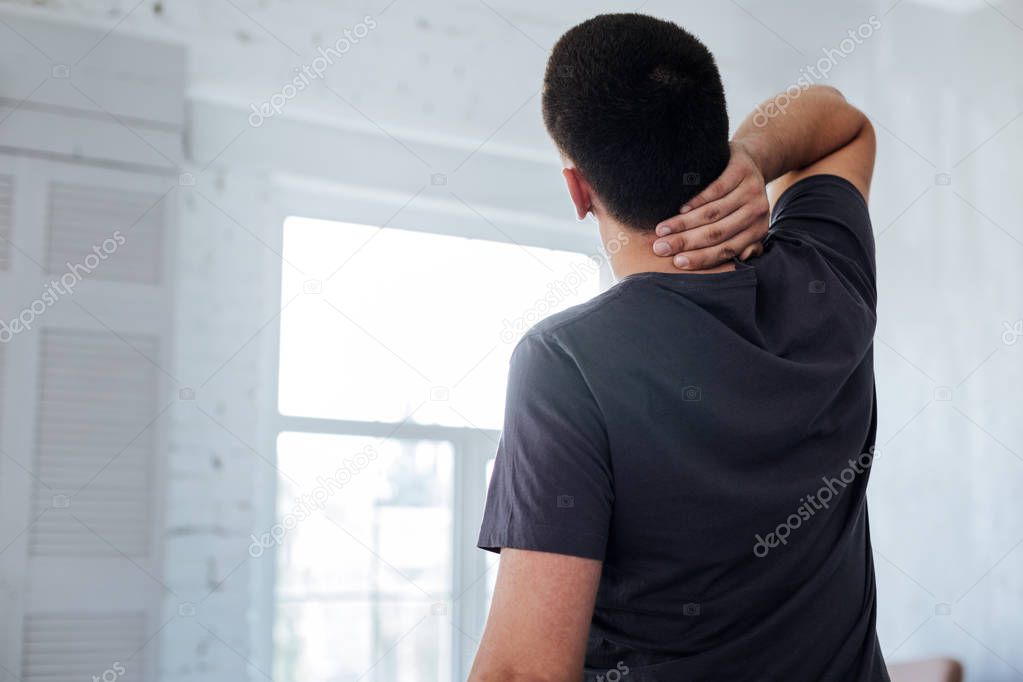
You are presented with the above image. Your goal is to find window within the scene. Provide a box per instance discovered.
[272,217,602,681]
[274,433,454,681]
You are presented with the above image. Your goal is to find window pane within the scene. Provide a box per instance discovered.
[275,601,451,682]
[484,458,498,609]
[273,433,453,681]
[278,217,602,429]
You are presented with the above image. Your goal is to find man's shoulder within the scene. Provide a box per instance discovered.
[505,283,640,404]
[521,280,634,345]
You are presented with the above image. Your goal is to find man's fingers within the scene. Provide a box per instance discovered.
[739,243,763,260]
[672,231,762,270]
[658,177,757,239]
[681,169,743,214]
[653,205,755,256]
[655,184,748,238]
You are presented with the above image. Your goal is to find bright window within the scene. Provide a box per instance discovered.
[278,217,603,430]
[273,216,602,681]
[274,433,454,681]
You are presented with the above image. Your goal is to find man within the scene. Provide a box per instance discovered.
[470,13,885,682]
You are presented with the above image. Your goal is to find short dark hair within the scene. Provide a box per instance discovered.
[542,14,730,231]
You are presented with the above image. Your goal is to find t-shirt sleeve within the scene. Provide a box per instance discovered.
[769,174,876,308]
[477,331,612,561]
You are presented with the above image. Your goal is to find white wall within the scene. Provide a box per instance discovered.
[0,0,1020,679]
[864,4,1023,678]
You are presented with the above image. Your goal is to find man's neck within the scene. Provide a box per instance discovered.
[600,220,737,280]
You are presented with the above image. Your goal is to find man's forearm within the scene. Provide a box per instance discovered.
[732,86,869,183]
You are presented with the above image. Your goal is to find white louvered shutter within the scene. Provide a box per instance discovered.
[0,157,176,682]
[31,329,159,559]
[0,12,183,680]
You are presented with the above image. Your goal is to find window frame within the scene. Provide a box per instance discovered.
[257,177,606,681]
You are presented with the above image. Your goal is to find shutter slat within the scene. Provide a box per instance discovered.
[30,330,157,558]
[46,182,163,283]
[21,613,144,682]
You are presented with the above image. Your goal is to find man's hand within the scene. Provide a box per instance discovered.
[651,86,873,270]
[651,142,770,270]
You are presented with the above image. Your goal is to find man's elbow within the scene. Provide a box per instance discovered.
[807,83,846,101]
[833,94,873,150]
[858,115,876,142]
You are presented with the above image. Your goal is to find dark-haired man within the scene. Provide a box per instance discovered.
[470,13,886,682]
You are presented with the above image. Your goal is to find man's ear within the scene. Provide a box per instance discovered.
[562,167,592,220]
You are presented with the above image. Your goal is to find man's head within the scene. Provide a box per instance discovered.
[543,13,730,232]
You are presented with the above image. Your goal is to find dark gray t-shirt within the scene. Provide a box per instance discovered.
[478,175,889,681]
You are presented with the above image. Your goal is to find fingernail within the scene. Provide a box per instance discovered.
[653,240,671,256]
[655,225,670,236]
[680,205,691,214]
[674,255,690,268]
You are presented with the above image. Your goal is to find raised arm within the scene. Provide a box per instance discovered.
[732,84,875,202]
[653,85,876,269]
